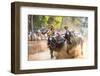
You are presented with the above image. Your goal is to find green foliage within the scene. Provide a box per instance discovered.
[33,15,42,29]
[33,15,63,30]
[40,16,49,27]
[31,15,87,31]
[47,16,62,29]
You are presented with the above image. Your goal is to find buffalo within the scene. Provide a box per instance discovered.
[48,32,84,59]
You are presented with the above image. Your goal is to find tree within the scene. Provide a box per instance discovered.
[47,16,63,29]
[31,15,63,30]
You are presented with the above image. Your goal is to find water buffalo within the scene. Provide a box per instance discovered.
[48,32,84,59]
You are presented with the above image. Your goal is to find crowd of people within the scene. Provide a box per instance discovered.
[28,25,83,44]
[28,25,63,41]
[28,29,48,41]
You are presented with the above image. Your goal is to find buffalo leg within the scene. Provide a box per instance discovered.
[50,48,54,59]
[51,50,54,58]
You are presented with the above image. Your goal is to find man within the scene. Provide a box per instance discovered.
[47,25,56,47]
[47,25,55,37]
[47,25,56,58]
[64,26,72,44]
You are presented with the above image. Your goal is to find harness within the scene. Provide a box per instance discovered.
[48,35,65,50]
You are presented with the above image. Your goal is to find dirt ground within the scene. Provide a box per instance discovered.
[28,40,51,60]
[28,39,87,61]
